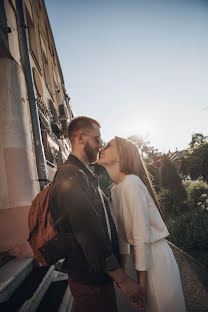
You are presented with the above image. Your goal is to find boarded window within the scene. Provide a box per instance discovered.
[53,69,61,105]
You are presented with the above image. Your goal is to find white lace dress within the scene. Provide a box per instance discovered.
[111,174,186,312]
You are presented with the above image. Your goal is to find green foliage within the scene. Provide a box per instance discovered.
[165,211,208,249]
[160,156,187,212]
[164,177,208,268]
[160,156,181,191]
[184,180,208,209]
[189,133,208,149]
[180,142,208,183]
[158,188,175,215]
[164,209,208,268]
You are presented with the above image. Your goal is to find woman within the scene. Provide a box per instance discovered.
[98,136,186,312]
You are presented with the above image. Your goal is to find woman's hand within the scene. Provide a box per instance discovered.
[134,270,147,310]
[130,281,146,311]
[140,281,147,307]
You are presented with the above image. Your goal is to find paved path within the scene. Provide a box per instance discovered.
[170,243,208,312]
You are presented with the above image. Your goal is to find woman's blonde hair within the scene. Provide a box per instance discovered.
[115,136,161,212]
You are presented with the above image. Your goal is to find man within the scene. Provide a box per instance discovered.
[49,116,143,312]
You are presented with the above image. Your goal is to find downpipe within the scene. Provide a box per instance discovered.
[15,0,49,190]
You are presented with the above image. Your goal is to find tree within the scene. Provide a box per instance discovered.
[189,133,208,149]
[160,155,187,213]
[180,138,208,183]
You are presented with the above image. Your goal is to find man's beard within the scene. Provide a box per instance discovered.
[84,141,98,164]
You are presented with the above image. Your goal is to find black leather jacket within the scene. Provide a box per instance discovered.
[49,154,120,284]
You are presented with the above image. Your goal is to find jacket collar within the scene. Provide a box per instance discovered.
[66,153,97,181]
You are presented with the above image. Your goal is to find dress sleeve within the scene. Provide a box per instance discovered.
[123,177,151,271]
[111,187,130,255]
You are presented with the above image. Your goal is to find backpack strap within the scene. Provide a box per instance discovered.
[28,219,39,241]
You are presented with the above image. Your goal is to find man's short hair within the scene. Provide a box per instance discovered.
[67,116,100,142]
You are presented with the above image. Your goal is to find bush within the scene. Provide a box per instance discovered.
[158,188,175,216]
[165,210,208,248]
[164,209,208,268]
[184,180,208,209]
[160,156,182,191]
[160,156,187,212]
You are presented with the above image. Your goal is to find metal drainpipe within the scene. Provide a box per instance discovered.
[15,0,49,190]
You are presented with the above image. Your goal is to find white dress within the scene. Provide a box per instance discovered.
[111,174,186,312]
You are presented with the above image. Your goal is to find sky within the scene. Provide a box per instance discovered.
[45,0,208,153]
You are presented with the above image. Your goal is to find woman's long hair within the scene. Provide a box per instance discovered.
[115,136,162,213]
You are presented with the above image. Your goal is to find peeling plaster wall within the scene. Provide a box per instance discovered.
[0,58,39,256]
[0,0,72,258]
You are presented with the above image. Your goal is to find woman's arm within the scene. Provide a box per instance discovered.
[136,270,147,309]
[136,270,147,285]
[124,177,151,272]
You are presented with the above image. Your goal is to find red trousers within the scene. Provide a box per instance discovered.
[68,277,118,312]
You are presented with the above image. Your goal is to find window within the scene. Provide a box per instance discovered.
[53,69,61,105]
[40,33,52,93]
[48,99,62,138]
[25,4,40,66]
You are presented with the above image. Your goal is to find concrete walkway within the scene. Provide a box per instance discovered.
[170,242,208,312]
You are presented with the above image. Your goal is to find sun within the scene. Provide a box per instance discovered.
[125,121,155,138]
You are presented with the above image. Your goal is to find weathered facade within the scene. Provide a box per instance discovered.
[0,0,73,258]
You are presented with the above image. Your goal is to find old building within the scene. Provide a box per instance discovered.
[0,0,73,259]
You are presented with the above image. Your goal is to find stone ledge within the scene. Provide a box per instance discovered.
[0,257,34,302]
[168,241,208,288]
[168,241,208,312]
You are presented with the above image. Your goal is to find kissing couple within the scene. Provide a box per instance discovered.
[49,116,186,312]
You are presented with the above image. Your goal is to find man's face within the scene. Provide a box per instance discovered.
[82,125,102,164]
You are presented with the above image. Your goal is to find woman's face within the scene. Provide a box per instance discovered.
[98,138,119,167]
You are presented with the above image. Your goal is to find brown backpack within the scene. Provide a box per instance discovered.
[28,164,75,266]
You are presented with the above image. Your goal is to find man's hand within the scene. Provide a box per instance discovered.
[106,268,144,311]
[130,281,146,311]
[118,276,144,311]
